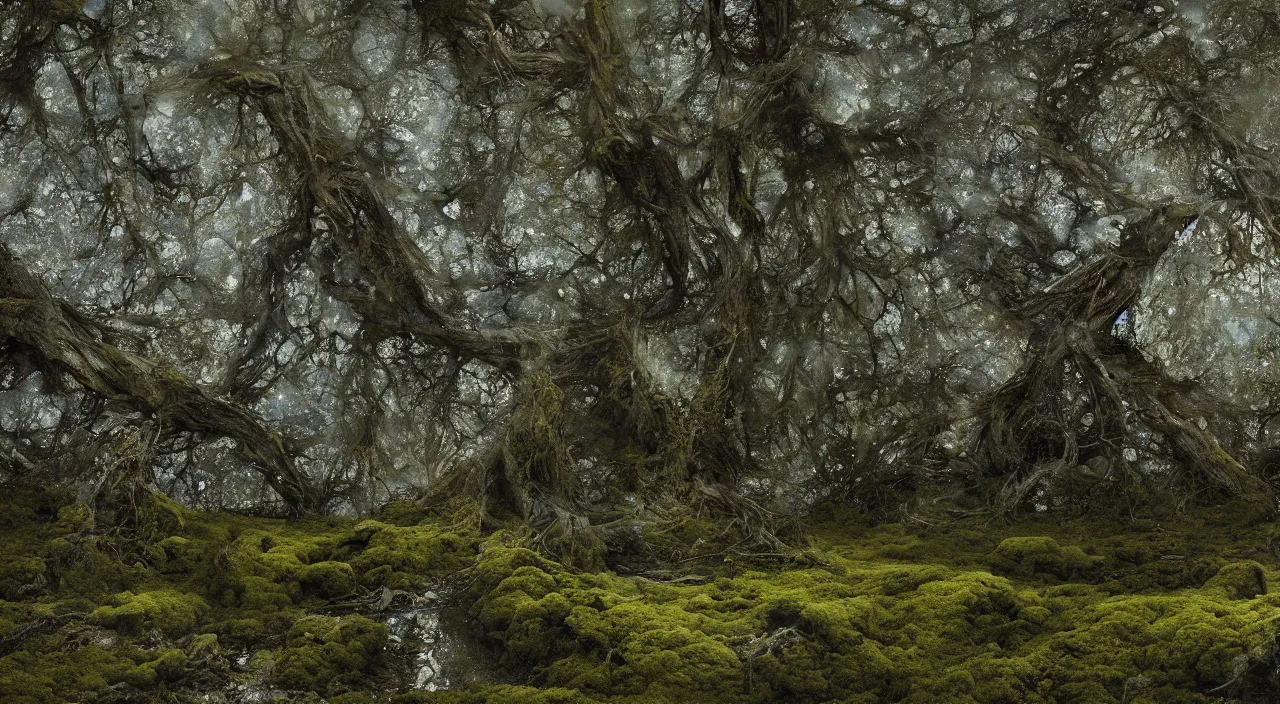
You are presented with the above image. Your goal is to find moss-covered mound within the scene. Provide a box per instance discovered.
[88,588,211,636]
[275,614,390,691]
[0,485,477,703]
[415,499,1280,704]
[1,482,1279,703]
[421,539,1279,703]
[341,520,475,591]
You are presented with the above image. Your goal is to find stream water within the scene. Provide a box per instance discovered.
[220,598,500,702]
[384,603,501,691]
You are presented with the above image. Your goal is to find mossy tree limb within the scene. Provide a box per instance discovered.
[0,243,320,514]
[201,59,536,374]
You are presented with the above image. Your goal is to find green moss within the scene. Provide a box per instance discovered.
[450,521,1280,704]
[298,560,356,598]
[1203,561,1268,600]
[0,645,139,703]
[130,491,188,540]
[641,509,726,563]
[343,521,474,589]
[391,686,601,703]
[273,614,388,691]
[378,500,432,527]
[215,616,269,646]
[52,502,93,535]
[238,575,296,611]
[208,524,353,608]
[467,545,757,700]
[989,536,1100,581]
[89,589,210,636]
[46,536,148,599]
[1,482,1277,704]
[156,535,197,573]
[0,555,45,599]
[186,632,220,661]
[225,529,310,582]
[122,648,188,688]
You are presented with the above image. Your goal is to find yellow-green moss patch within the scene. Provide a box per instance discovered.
[89,589,210,636]
[274,614,389,691]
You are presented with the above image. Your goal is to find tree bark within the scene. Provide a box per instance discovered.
[975,205,1265,502]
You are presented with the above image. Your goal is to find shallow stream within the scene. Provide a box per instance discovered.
[220,597,500,702]
[384,602,501,692]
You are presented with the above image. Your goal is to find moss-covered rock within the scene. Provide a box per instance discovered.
[298,560,356,598]
[378,500,432,527]
[225,529,309,583]
[467,545,756,700]
[273,614,388,691]
[186,632,220,661]
[46,537,149,599]
[122,648,188,688]
[0,645,139,703]
[989,536,1100,581]
[52,503,93,536]
[344,522,474,590]
[89,589,210,636]
[155,534,198,573]
[139,492,187,538]
[238,575,296,611]
[209,526,349,608]
[1204,561,1268,600]
[0,555,46,600]
[215,616,270,646]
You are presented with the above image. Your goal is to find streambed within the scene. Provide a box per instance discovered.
[220,596,501,703]
[384,601,500,692]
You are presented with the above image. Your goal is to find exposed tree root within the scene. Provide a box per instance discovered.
[975,205,1270,513]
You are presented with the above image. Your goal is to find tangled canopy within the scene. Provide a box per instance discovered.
[3,0,1280,557]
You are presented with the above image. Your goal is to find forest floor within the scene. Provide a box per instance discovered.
[2,482,1279,703]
